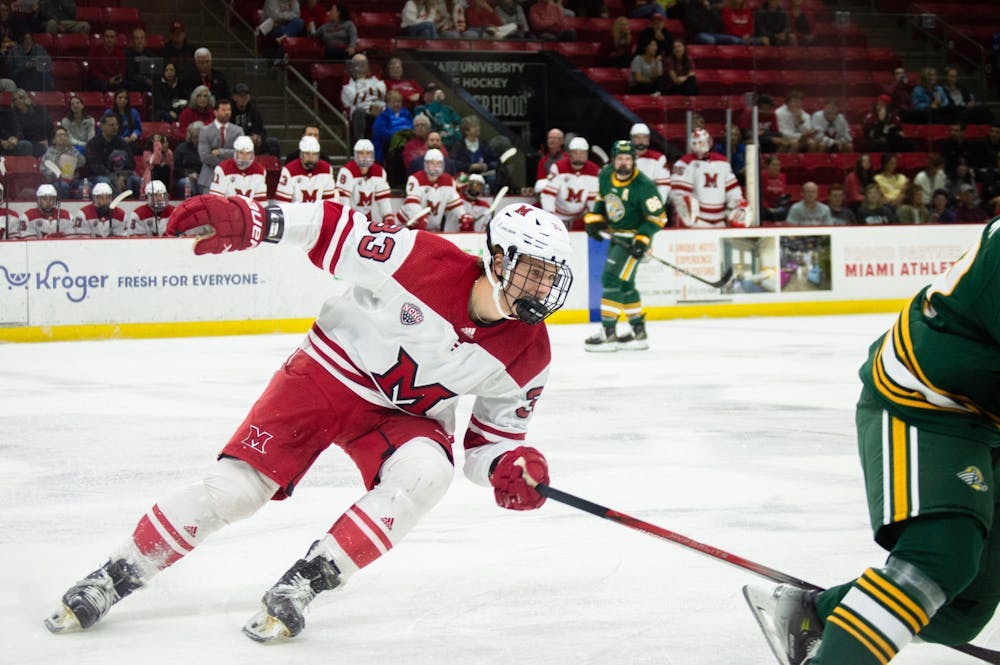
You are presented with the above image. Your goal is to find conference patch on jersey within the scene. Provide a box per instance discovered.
[400,302,424,325]
[604,194,626,223]
[957,466,988,492]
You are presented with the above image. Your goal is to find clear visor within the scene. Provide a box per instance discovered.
[425,160,443,179]
[355,150,374,168]
[236,150,254,170]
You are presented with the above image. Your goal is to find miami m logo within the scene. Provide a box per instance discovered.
[235,188,253,198]
[300,190,319,202]
[357,191,373,207]
[428,201,441,216]
[373,349,456,416]
[565,188,584,203]
[703,173,719,188]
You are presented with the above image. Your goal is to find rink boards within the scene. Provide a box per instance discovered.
[0,206,986,342]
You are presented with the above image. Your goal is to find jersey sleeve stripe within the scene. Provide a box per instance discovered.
[468,415,527,442]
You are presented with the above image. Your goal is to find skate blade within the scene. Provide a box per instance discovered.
[619,340,649,351]
[742,585,792,665]
[44,604,82,634]
[242,611,291,643]
[584,343,619,353]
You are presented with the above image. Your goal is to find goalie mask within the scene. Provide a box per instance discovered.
[483,203,573,325]
[146,180,168,213]
[234,135,255,170]
[690,128,712,158]
[611,139,635,180]
[299,136,321,172]
[353,139,374,170]
[36,183,58,215]
[92,181,113,217]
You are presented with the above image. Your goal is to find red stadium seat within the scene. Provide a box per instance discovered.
[355,37,394,57]
[5,156,43,201]
[310,62,347,105]
[554,41,602,67]
[29,91,66,115]
[581,67,629,95]
[798,153,835,183]
[140,121,172,143]
[145,33,165,53]
[829,151,860,176]
[53,33,90,58]
[74,6,103,26]
[689,95,740,124]
[104,7,142,32]
[469,40,541,52]
[282,37,323,64]
[569,17,611,42]
[393,38,465,51]
[30,33,54,50]
[894,152,927,178]
[352,12,400,39]
[50,61,84,91]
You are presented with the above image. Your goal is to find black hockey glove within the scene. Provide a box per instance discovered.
[630,235,650,259]
[584,213,608,240]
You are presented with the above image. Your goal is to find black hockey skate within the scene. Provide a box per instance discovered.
[743,584,823,665]
[44,559,144,633]
[242,555,341,643]
[584,326,620,352]
[620,316,649,351]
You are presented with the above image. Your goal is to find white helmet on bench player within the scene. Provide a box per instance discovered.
[146,179,168,213]
[483,203,573,324]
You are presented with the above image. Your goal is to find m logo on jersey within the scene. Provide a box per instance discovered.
[357,191,373,208]
[241,425,273,454]
[373,348,456,416]
[565,188,584,203]
[703,173,719,188]
[235,188,253,198]
[300,190,319,202]
[400,302,424,325]
[957,466,988,492]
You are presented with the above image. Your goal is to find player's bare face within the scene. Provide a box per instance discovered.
[301,152,319,170]
[569,149,587,169]
[504,256,557,308]
[94,194,112,209]
[614,155,634,179]
[236,150,254,170]
[632,136,649,151]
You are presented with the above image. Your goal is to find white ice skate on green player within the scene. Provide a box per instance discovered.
[743,584,823,665]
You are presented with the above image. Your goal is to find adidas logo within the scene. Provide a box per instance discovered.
[380,517,395,530]
[461,327,476,338]
[184,525,198,538]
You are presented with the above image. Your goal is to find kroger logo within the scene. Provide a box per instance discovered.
[0,261,109,303]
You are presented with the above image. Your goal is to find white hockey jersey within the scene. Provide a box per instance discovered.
[335,160,393,222]
[77,204,131,237]
[275,159,336,203]
[277,201,551,485]
[127,203,176,237]
[461,193,492,232]
[400,171,468,233]
[25,207,74,238]
[635,148,671,202]
[670,152,745,228]
[540,156,599,227]
[2,208,30,239]
[210,159,268,201]
[340,75,386,115]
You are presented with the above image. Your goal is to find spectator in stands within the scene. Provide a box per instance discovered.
[172,120,203,198]
[432,0,465,39]
[264,0,306,42]
[786,181,833,226]
[452,114,498,180]
[84,114,134,195]
[940,122,984,176]
[312,3,356,60]
[715,125,746,184]
[9,0,40,35]
[124,28,156,93]
[535,127,566,192]
[843,153,874,209]
[141,132,173,191]
[927,187,955,223]
[601,16,633,67]
[11,88,47,156]
[528,0,575,42]
[979,152,1000,216]
[178,85,215,135]
[787,0,813,46]
[874,152,907,206]
[184,48,230,101]
[753,0,790,46]
[495,0,531,39]
[686,0,742,45]
[284,125,325,164]
[913,154,946,205]
[811,99,852,153]
[979,122,1000,169]
[408,130,455,175]
[721,0,759,45]
[414,82,462,148]
[662,40,697,96]
[947,157,978,205]
[8,32,53,91]
[104,89,142,146]
[384,57,423,111]
[197,98,242,194]
[231,82,281,157]
[401,0,439,38]
[40,0,88,34]
[0,100,32,156]
[634,13,672,56]
[300,0,326,34]
[403,113,432,174]
[885,66,912,115]
[341,53,386,145]
[953,182,988,223]
[153,62,187,122]
[760,155,790,223]
[161,21,195,63]
[371,89,413,163]
[894,182,928,224]
[629,39,663,95]
[41,125,84,199]
[856,182,896,225]
[61,95,94,154]
[466,0,515,39]
[909,66,949,124]
[629,0,666,20]
[862,93,906,152]
[826,183,856,224]
[941,66,992,125]
[568,0,607,19]
[741,94,791,153]
[89,28,126,93]
[775,90,818,153]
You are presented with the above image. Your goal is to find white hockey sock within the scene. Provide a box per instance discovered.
[311,438,453,579]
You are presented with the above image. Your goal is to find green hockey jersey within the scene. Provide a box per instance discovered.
[592,165,666,239]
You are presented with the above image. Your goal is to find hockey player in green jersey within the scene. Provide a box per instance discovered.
[746,217,1000,665]
[583,140,666,351]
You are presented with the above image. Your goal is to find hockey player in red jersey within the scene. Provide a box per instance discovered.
[25,184,74,238]
[670,128,754,228]
[540,136,600,230]
[77,182,129,237]
[209,135,267,202]
[399,148,473,232]
[458,172,491,231]
[335,139,394,224]
[127,180,175,236]
[44,196,573,643]
[0,183,25,240]
[630,123,671,204]
[276,136,336,203]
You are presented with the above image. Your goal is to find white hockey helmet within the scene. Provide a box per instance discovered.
[568,136,589,152]
[630,122,650,137]
[689,128,712,157]
[299,135,320,155]
[146,179,168,212]
[36,183,58,213]
[234,135,255,169]
[423,148,444,179]
[353,138,374,169]
[91,181,113,198]
[483,203,574,324]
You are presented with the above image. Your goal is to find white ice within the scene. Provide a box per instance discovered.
[2,315,998,665]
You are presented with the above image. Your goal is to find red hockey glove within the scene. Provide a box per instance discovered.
[166,195,281,255]
[382,213,397,228]
[459,213,475,232]
[490,446,548,511]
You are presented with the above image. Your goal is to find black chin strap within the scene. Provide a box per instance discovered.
[512,297,547,325]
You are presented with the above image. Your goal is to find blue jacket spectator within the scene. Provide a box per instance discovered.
[371,90,413,163]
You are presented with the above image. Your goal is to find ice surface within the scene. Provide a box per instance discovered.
[2,315,997,664]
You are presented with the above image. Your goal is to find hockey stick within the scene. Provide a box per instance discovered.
[499,147,518,165]
[43,159,61,179]
[109,189,132,210]
[486,185,509,216]
[404,206,432,228]
[603,233,732,289]
[516,463,1000,664]
[591,145,609,165]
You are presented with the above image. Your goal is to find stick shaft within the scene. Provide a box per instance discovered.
[603,234,731,288]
